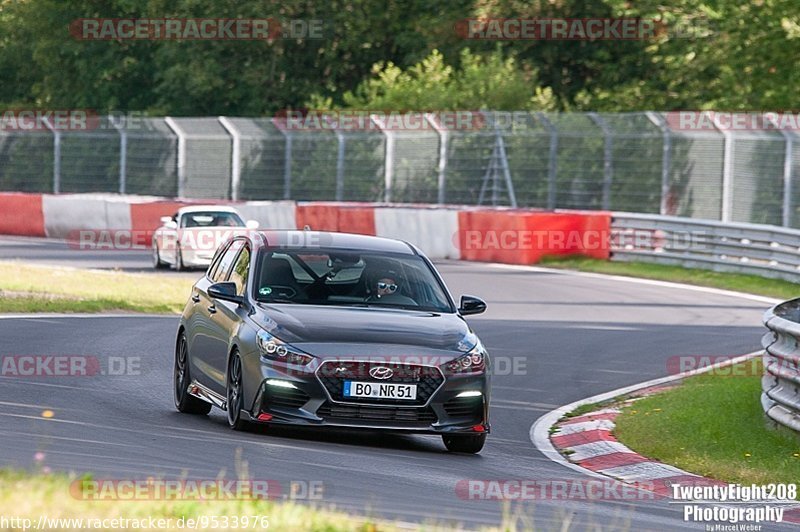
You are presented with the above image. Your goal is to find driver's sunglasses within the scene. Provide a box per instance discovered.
[377,282,398,292]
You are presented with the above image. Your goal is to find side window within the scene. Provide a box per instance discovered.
[228,246,251,296]
[206,242,230,280]
[211,240,244,283]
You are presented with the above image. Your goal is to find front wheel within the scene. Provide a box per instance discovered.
[226,352,249,431]
[442,433,486,454]
[174,332,211,415]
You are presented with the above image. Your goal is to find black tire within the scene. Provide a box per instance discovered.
[442,433,486,454]
[175,246,185,271]
[226,352,249,431]
[153,242,168,270]
[174,332,212,415]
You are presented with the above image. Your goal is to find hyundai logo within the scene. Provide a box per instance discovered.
[369,366,394,380]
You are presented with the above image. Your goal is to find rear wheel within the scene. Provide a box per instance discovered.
[174,332,211,415]
[175,246,185,271]
[226,352,249,431]
[153,242,168,269]
[442,433,486,454]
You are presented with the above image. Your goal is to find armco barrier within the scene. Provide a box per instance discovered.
[295,203,376,235]
[0,193,45,237]
[611,212,800,282]
[374,207,460,259]
[762,300,800,434]
[458,210,611,264]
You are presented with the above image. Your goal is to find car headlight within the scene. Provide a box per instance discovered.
[256,330,314,366]
[443,344,487,375]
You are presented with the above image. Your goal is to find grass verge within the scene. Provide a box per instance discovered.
[539,257,799,300]
[0,261,193,314]
[613,360,800,487]
[0,470,402,532]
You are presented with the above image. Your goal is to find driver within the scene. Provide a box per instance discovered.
[375,275,398,298]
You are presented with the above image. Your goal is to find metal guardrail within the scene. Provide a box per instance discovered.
[611,212,800,282]
[762,301,800,433]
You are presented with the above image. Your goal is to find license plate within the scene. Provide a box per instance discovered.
[343,381,417,400]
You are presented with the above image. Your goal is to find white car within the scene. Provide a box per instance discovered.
[152,206,258,270]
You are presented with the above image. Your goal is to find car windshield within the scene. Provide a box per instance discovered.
[253,248,453,313]
[181,211,244,228]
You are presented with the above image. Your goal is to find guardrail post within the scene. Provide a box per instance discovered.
[645,112,671,215]
[42,117,61,193]
[164,117,187,198]
[425,113,448,205]
[283,132,292,200]
[335,130,346,201]
[218,116,241,201]
[111,115,127,194]
[371,114,393,202]
[536,112,558,210]
[588,113,613,210]
[710,112,733,222]
[765,114,795,227]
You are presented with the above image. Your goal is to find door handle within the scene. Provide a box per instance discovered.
[207,305,217,314]
[191,294,200,303]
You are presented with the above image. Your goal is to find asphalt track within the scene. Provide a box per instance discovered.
[0,236,785,530]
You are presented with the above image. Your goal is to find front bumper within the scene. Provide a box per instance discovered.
[243,359,490,435]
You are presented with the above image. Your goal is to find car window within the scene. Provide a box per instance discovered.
[228,246,251,296]
[254,248,453,312]
[211,240,244,283]
[180,211,244,228]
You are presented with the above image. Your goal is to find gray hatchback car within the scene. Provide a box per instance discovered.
[174,230,490,453]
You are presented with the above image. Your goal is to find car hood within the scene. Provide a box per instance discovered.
[252,303,476,354]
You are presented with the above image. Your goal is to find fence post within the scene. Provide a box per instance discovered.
[282,132,292,200]
[710,112,733,222]
[218,116,241,201]
[164,117,187,198]
[536,112,558,209]
[645,111,672,215]
[425,113,448,204]
[111,115,127,194]
[42,117,61,193]
[335,131,345,201]
[766,114,794,227]
[371,114,393,202]
[588,113,613,210]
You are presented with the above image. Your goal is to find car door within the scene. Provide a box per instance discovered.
[190,239,243,393]
[209,244,251,393]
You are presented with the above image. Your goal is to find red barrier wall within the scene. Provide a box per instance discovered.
[0,193,45,237]
[295,203,376,235]
[458,210,611,264]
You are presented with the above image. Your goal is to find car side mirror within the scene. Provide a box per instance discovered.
[160,216,172,224]
[164,220,178,230]
[246,220,259,229]
[208,282,244,305]
[459,295,486,316]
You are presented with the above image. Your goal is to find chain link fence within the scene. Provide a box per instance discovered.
[3,111,800,227]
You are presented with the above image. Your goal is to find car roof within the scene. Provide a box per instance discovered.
[178,205,241,215]
[256,231,416,255]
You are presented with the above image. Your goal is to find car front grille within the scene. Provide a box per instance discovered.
[443,395,483,421]
[262,386,310,409]
[316,361,444,406]
[316,402,437,425]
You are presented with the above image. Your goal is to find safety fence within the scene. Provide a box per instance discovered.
[762,301,800,434]
[3,111,800,228]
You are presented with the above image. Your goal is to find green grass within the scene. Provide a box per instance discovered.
[0,261,194,314]
[613,360,800,487]
[0,470,402,531]
[540,256,800,300]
